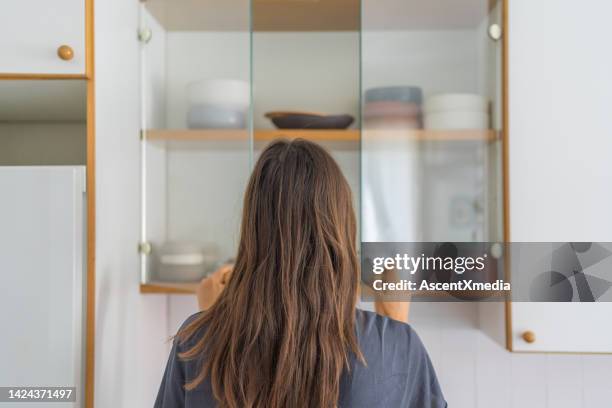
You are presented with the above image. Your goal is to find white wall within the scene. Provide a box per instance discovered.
[95,0,169,406]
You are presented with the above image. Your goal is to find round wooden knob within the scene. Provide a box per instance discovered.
[522,331,536,343]
[57,45,74,61]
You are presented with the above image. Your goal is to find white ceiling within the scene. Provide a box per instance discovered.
[0,80,86,122]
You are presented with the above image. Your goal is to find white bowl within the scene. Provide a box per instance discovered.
[187,105,247,129]
[156,242,207,282]
[424,93,488,114]
[424,111,489,130]
[187,79,249,110]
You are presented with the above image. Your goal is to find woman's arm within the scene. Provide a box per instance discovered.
[371,267,411,323]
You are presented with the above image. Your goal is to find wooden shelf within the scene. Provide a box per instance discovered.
[140,281,198,295]
[145,129,499,144]
[146,129,360,142]
[140,280,504,301]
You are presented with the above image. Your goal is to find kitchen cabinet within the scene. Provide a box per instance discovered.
[506,0,612,353]
[0,0,87,75]
[138,0,507,293]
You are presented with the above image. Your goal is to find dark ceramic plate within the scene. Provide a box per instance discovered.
[265,111,354,130]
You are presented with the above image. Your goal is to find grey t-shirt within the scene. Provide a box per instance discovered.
[155,309,447,408]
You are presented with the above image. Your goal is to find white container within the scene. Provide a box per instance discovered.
[424,111,489,130]
[187,105,247,129]
[187,79,250,110]
[424,93,488,114]
[156,242,210,282]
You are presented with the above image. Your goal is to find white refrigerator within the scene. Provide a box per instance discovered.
[0,166,86,407]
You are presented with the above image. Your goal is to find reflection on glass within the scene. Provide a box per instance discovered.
[361,0,504,243]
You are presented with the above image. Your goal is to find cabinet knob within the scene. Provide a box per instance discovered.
[488,23,502,41]
[57,45,74,61]
[522,331,536,343]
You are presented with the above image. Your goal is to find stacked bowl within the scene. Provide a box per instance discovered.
[363,86,423,129]
[155,241,219,282]
[186,79,249,129]
[423,93,489,130]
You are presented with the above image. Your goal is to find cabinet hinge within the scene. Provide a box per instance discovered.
[138,27,153,44]
[138,241,152,255]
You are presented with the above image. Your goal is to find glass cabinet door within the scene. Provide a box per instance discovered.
[361,0,505,244]
[137,0,506,290]
[139,0,252,287]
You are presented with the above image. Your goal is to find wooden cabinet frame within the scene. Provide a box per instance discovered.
[0,0,96,406]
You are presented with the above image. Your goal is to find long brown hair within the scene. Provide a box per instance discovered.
[177,138,363,407]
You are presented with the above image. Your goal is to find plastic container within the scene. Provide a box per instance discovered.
[364,86,423,104]
[156,242,211,282]
[363,101,422,119]
[424,93,488,114]
[424,111,489,130]
[364,116,422,130]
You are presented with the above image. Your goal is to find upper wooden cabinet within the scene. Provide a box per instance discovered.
[0,0,87,75]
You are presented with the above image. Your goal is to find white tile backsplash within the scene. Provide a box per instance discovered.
[582,355,612,408]
[546,355,584,408]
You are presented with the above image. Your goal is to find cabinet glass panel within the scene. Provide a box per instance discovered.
[139,0,252,285]
[251,0,361,235]
[361,0,505,243]
[138,0,507,289]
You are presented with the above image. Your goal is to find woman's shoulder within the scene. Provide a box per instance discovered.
[355,308,415,338]
[355,308,425,360]
[175,311,207,350]
[181,311,205,328]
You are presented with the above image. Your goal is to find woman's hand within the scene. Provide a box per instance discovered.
[371,267,411,323]
[196,264,233,311]
[374,301,410,323]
